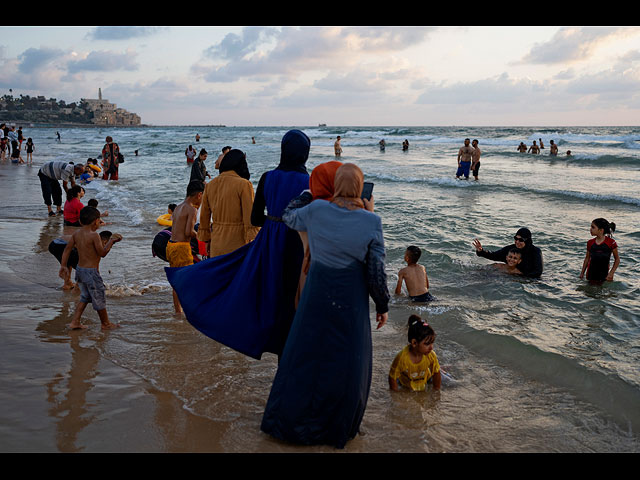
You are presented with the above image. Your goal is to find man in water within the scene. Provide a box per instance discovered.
[334,136,342,157]
[549,140,558,156]
[456,138,474,179]
[528,141,540,154]
[471,139,481,181]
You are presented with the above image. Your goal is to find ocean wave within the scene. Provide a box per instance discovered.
[106,281,171,297]
[364,171,640,206]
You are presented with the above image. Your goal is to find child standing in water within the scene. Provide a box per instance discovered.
[389,315,441,392]
[167,180,204,314]
[580,218,620,283]
[59,206,122,330]
[395,245,434,302]
[25,138,34,165]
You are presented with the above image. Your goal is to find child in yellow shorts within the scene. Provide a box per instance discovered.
[167,180,205,314]
[389,314,441,391]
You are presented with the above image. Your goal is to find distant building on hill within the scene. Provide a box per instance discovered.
[81,88,141,126]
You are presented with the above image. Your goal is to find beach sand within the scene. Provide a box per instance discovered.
[0,163,231,453]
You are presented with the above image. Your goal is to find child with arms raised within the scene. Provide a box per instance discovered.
[59,206,122,330]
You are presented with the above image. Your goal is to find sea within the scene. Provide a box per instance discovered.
[2,125,639,452]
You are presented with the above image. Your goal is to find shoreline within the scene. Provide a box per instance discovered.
[0,162,229,453]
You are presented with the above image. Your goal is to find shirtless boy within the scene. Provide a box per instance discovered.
[456,138,474,179]
[493,248,523,275]
[167,180,205,314]
[334,136,342,157]
[395,246,434,302]
[59,206,122,330]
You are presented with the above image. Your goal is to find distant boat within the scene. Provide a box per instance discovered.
[318,123,327,127]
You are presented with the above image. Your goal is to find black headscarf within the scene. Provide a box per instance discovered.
[515,227,534,249]
[219,149,250,180]
[277,129,310,174]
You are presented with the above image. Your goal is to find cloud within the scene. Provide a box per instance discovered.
[416,72,544,105]
[17,46,66,74]
[67,49,139,73]
[196,26,435,84]
[86,26,166,41]
[204,27,279,61]
[519,27,640,65]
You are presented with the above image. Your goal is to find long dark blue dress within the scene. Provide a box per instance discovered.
[260,195,390,449]
[165,168,309,359]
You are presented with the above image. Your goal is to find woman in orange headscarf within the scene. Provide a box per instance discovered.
[294,160,343,306]
[261,162,389,449]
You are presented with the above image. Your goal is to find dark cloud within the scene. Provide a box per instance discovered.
[87,26,166,41]
[67,50,139,73]
[17,47,66,74]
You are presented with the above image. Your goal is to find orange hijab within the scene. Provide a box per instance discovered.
[310,161,342,200]
[331,163,364,211]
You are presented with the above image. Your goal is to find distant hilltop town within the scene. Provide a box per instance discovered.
[0,88,141,126]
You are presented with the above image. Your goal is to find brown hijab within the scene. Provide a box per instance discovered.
[331,163,364,211]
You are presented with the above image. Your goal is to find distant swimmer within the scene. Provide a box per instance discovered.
[456,138,474,180]
[566,150,572,156]
[471,139,481,181]
[528,141,540,154]
[379,139,386,151]
[549,140,558,156]
[539,138,544,149]
[402,139,409,151]
[195,134,200,142]
[334,136,343,157]
[517,142,527,153]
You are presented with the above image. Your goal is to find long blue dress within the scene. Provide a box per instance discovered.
[260,195,389,449]
[165,168,309,360]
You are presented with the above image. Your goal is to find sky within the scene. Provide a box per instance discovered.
[1,26,640,127]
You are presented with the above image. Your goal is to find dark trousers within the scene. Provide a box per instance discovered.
[38,171,63,206]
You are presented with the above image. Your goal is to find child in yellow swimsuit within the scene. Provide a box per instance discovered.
[389,314,441,391]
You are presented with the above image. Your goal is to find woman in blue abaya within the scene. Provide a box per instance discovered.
[165,130,311,360]
[261,163,390,449]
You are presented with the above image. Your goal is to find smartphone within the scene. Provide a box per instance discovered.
[361,182,374,201]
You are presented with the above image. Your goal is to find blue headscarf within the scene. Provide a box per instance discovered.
[277,129,310,174]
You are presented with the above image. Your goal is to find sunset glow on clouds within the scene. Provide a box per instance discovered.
[2,26,640,126]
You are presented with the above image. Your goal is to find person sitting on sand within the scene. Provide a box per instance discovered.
[395,245,434,302]
[493,248,523,275]
[59,206,122,330]
[167,180,205,314]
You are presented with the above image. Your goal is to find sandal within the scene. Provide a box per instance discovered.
[48,211,56,217]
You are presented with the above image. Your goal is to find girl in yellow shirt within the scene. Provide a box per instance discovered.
[389,315,441,392]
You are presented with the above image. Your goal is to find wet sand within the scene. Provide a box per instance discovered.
[0,164,230,453]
